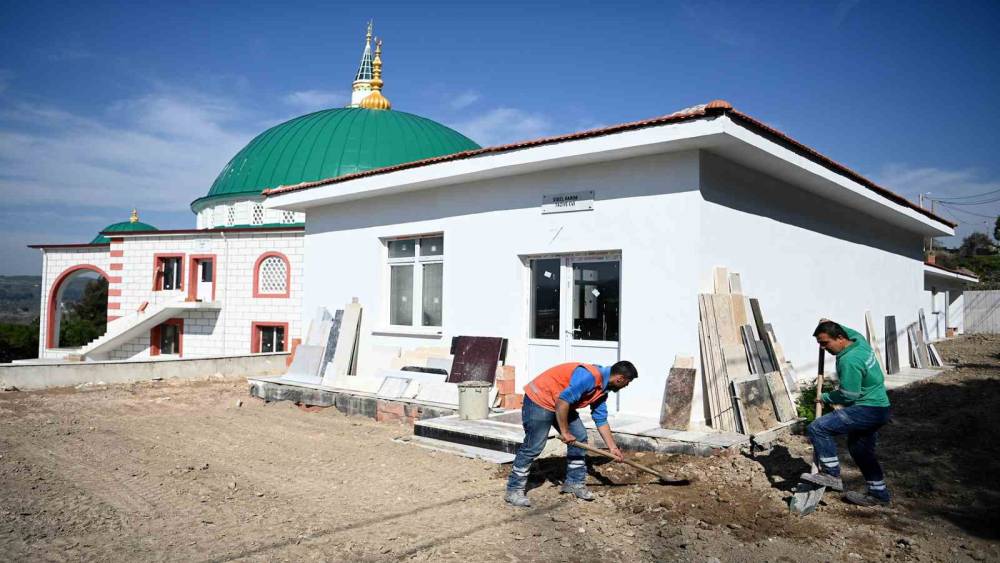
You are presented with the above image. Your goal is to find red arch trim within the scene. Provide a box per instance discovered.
[252,251,291,299]
[46,264,110,349]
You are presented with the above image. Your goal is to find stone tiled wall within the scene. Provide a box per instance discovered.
[38,247,112,358]
[38,230,303,360]
[110,231,304,359]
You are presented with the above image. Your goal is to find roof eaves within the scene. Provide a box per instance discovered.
[724,110,955,228]
[28,243,110,249]
[262,99,955,231]
[102,225,305,237]
[924,261,980,282]
[263,102,723,198]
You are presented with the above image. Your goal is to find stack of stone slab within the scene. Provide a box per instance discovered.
[907,308,943,368]
[696,267,799,436]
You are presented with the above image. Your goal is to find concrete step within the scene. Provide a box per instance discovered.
[393,435,515,464]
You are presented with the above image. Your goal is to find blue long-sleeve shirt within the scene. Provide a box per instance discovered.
[557,365,611,427]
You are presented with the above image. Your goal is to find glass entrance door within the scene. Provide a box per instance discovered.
[526,254,622,411]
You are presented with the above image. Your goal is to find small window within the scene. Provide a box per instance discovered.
[156,256,183,290]
[282,210,296,224]
[253,323,286,353]
[253,252,290,298]
[150,319,183,356]
[200,261,213,282]
[252,203,264,225]
[386,235,443,327]
[226,206,236,226]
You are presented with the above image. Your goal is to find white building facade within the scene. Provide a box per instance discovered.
[266,101,957,419]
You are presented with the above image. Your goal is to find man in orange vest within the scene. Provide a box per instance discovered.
[504,360,638,507]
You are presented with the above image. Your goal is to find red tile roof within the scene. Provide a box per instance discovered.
[924,261,980,281]
[264,101,955,228]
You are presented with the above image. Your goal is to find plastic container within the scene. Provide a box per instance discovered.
[457,381,492,420]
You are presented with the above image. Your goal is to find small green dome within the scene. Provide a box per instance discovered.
[192,108,480,211]
[91,219,157,244]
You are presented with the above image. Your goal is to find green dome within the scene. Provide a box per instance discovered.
[192,108,480,211]
[91,220,158,244]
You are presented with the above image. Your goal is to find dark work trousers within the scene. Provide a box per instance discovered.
[807,405,891,500]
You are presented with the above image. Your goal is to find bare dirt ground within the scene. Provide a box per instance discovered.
[2,335,999,562]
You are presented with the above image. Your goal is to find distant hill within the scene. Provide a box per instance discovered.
[0,275,43,325]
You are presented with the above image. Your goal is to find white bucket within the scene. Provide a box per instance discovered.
[457,381,492,420]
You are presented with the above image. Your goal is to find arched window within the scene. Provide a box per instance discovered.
[253,252,290,298]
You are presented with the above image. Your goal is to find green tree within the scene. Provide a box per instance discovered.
[958,232,996,258]
[994,216,1000,243]
[58,278,108,348]
[0,319,39,363]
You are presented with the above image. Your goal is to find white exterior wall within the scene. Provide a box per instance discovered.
[38,247,112,358]
[107,231,304,359]
[698,152,926,383]
[923,274,968,338]
[303,151,702,417]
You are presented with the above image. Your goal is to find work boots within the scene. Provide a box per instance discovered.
[842,491,891,507]
[560,483,595,501]
[504,489,532,507]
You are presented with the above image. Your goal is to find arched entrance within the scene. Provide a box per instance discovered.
[46,264,110,349]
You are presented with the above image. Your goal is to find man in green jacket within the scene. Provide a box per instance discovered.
[801,320,892,506]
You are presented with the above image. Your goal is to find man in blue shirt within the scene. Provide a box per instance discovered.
[505,360,638,507]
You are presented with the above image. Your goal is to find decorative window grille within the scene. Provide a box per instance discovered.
[226,206,236,226]
[282,210,296,224]
[257,256,288,294]
[252,203,264,225]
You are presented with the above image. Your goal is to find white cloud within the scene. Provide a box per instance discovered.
[448,90,480,111]
[450,107,552,147]
[283,89,348,112]
[0,91,256,213]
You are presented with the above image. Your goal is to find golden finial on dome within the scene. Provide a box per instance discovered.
[130,208,139,223]
[360,38,391,110]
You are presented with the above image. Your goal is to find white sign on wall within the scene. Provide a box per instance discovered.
[542,190,595,214]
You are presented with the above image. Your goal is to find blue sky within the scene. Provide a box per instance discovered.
[1,0,998,274]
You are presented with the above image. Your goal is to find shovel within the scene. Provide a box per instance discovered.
[789,346,827,515]
[570,441,689,485]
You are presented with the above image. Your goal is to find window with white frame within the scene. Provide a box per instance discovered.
[282,210,296,224]
[226,205,236,226]
[386,235,443,327]
[252,203,264,225]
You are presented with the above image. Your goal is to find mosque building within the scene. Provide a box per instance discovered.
[31,23,478,362]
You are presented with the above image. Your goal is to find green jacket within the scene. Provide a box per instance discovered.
[822,325,890,408]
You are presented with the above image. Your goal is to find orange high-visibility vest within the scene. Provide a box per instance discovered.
[524,362,604,412]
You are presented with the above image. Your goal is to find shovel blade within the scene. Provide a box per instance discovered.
[789,481,826,515]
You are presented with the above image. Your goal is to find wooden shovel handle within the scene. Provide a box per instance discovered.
[815,346,825,418]
[570,440,677,482]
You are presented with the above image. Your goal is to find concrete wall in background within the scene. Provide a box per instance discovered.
[0,353,288,391]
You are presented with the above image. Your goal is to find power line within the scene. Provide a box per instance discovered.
[938,202,997,220]
[932,186,1000,202]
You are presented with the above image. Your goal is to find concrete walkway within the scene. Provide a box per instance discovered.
[884,366,946,389]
